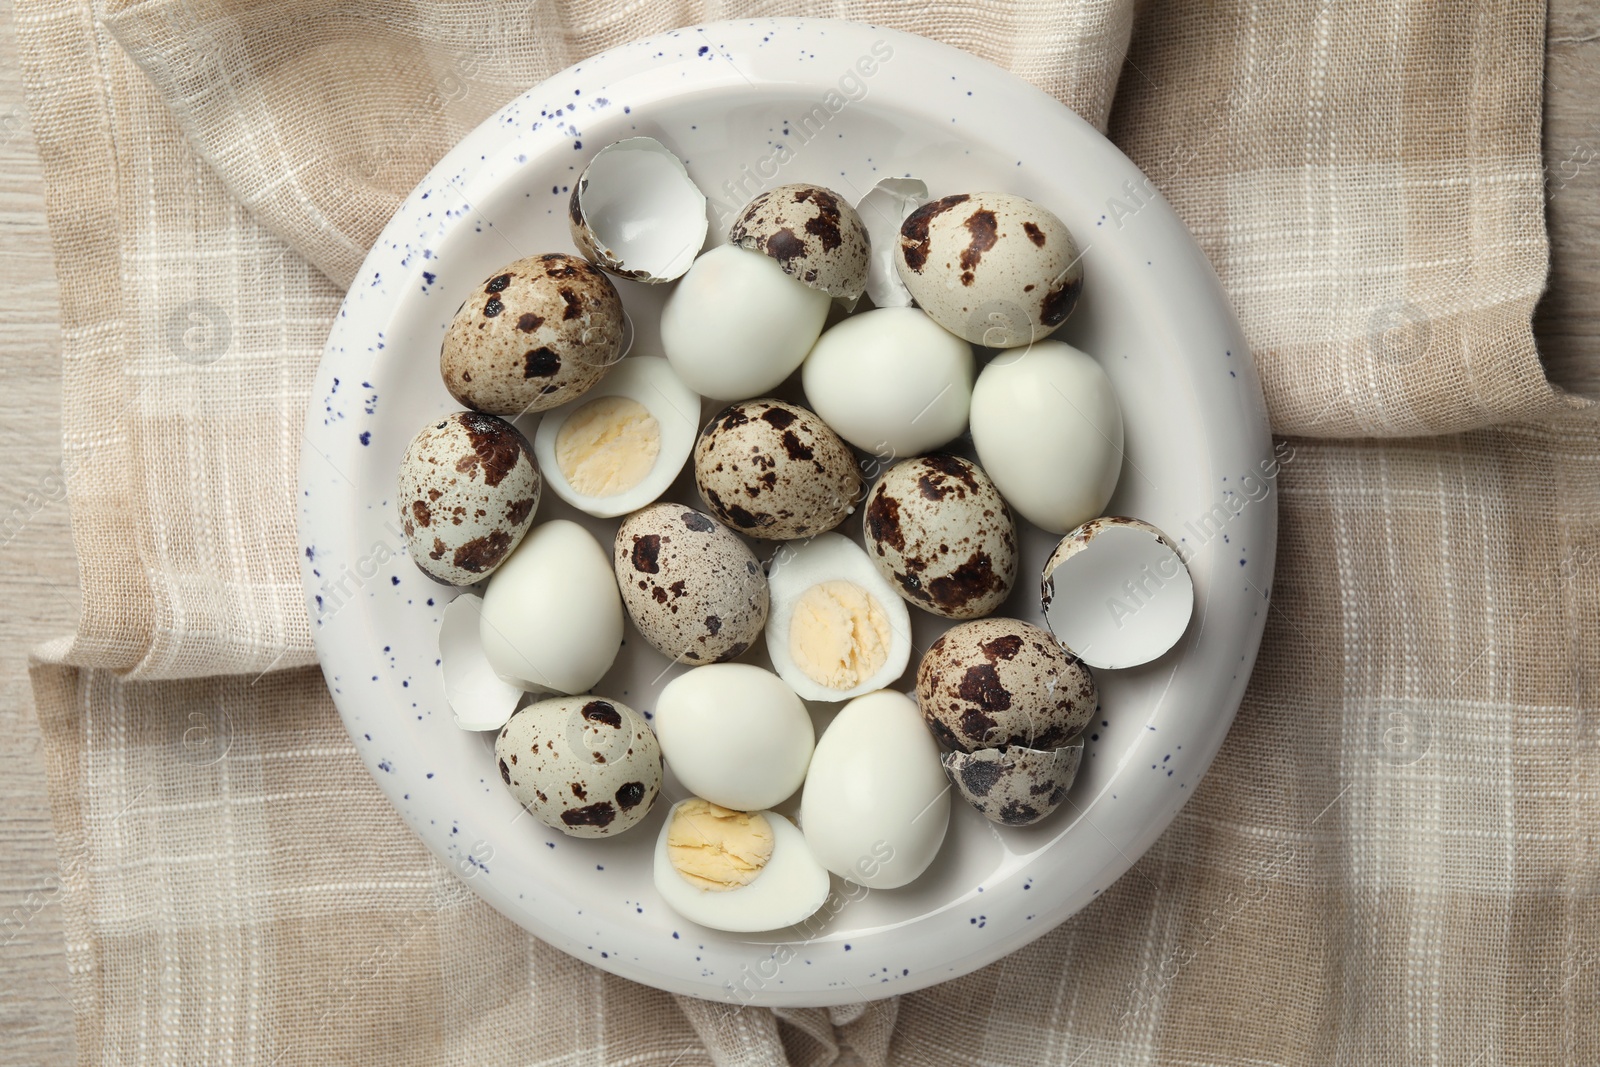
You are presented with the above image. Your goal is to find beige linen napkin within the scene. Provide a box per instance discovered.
[22,0,1599,1063]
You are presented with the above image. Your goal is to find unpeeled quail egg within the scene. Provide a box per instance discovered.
[800,307,974,457]
[397,411,540,585]
[969,340,1123,535]
[660,245,831,401]
[896,192,1083,348]
[528,357,698,519]
[613,504,768,665]
[729,183,871,303]
[694,399,862,540]
[440,254,624,415]
[496,695,661,838]
[765,533,912,702]
[652,799,829,932]
[915,617,1096,752]
[863,454,1016,619]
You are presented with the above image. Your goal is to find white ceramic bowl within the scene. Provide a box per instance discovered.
[298,18,1275,1007]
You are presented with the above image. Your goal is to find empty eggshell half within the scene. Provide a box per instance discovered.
[729,183,871,303]
[855,176,928,309]
[941,739,1083,827]
[439,593,526,731]
[569,138,707,283]
[1041,517,1194,670]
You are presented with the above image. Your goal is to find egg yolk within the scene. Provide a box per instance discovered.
[554,395,661,497]
[666,799,774,891]
[788,579,893,690]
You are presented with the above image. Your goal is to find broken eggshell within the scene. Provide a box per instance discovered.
[569,137,707,283]
[1041,517,1194,670]
[439,592,526,731]
[941,739,1083,827]
[729,183,871,303]
[855,176,928,308]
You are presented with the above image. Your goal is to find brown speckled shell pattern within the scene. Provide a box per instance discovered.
[613,504,769,664]
[864,454,1017,619]
[915,617,1096,753]
[693,399,863,541]
[396,412,540,586]
[941,740,1083,826]
[729,183,871,301]
[896,191,1083,347]
[494,696,662,839]
[440,253,624,416]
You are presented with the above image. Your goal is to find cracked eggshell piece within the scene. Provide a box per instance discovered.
[800,690,950,889]
[439,593,526,730]
[652,802,829,933]
[729,182,871,303]
[942,740,1083,827]
[527,357,699,519]
[765,533,913,703]
[654,664,813,812]
[568,137,707,283]
[1041,517,1194,670]
[479,519,623,694]
[856,176,928,308]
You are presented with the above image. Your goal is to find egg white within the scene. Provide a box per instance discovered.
[652,801,831,933]
[764,533,913,702]
[528,356,700,519]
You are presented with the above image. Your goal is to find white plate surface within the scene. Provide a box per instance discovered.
[298,18,1275,1007]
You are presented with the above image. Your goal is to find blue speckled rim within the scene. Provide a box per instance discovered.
[297,18,1275,1007]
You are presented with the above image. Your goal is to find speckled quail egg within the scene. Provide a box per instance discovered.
[915,617,1096,753]
[864,454,1016,619]
[970,340,1123,535]
[528,357,699,519]
[729,183,871,303]
[941,739,1083,826]
[897,192,1083,348]
[397,411,540,585]
[693,399,863,540]
[765,533,912,703]
[613,504,768,664]
[800,307,974,457]
[495,695,661,838]
[441,253,625,416]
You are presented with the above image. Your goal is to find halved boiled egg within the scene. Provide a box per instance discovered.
[652,798,830,933]
[526,356,699,519]
[765,533,913,702]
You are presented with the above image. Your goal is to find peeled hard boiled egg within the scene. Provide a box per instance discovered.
[969,340,1123,535]
[896,192,1083,348]
[479,519,623,694]
[660,244,831,401]
[396,411,540,585]
[801,307,974,457]
[652,800,829,933]
[654,664,813,811]
[528,357,698,519]
[496,695,661,838]
[800,690,950,889]
[765,533,912,702]
[1041,516,1194,669]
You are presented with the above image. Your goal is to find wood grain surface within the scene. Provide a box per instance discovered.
[0,4,1594,1064]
